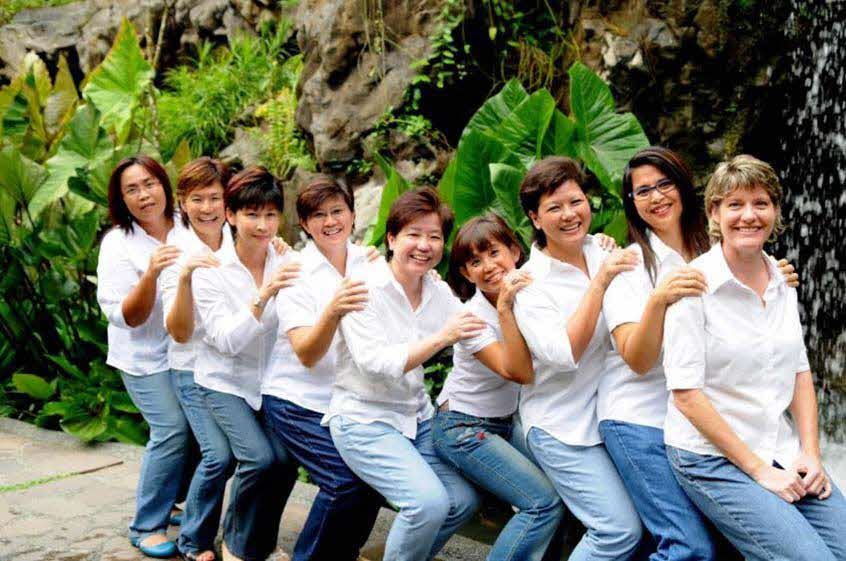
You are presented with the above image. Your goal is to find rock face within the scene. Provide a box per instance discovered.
[0,0,292,82]
[293,0,441,167]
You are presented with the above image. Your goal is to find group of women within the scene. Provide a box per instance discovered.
[96,146,846,561]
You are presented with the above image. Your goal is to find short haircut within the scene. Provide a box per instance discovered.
[519,156,587,248]
[224,166,284,215]
[448,212,525,300]
[385,188,454,260]
[176,157,230,227]
[107,154,175,233]
[705,154,784,241]
[296,175,355,238]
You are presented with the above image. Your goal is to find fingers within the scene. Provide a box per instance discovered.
[785,272,799,288]
[819,479,833,500]
[788,472,807,502]
[271,237,291,254]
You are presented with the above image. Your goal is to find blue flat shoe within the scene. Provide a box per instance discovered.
[131,537,178,559]
[169,512,183,526]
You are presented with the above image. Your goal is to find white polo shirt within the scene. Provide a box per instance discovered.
[598,231,686,429]
[324,261,463,439]
[437,289,520,419]
[513,236,611,446]
[192,243,294,410]
[96,220,189,376]
[265,241,372,414]
[663,243,811,467]
[159,224,233,372]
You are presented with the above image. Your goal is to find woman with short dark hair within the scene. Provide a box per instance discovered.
[97,155,190,558]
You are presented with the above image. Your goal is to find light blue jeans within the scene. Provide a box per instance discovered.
[121,370,192,541]
[329,416,480,561]
[526,427,643,561]
[433,410,563,561]
[667,445,846,561]
[599,421,717,561]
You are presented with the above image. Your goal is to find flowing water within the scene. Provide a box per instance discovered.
[776,1,846,442]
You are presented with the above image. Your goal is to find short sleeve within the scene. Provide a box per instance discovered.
[96,230,139,330]
[513,285,577,372]
[340,287,408,379]
[662,296,707,390]
[277,280,319,333]
[603,267,649,333]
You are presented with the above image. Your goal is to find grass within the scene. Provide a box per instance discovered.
[0,0,75,25]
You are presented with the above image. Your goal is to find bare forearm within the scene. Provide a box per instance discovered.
[166,274,196,343]
[616,295,667,374]
[289,309,342,367]
[673,389,765,476]
[790,371,821,456]
[567,278,607,363]
[498,307,534,383]
[122,271,159,327]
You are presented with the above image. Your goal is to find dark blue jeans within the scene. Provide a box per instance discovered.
[599,420,717,561]
[200,388,298,561]
[262,395,382,561]
[433,410,564,561]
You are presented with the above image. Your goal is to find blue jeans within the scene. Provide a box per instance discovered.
[667,445,846,561]
[121,370,192,541]
[172,370,234,555]
[200,387,298,561]
[262,396,382,561]
[329,416,480,561]
[526,427,642,561]
[433,410,563,561]
[599,421,716,561]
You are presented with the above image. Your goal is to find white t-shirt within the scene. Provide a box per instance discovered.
[513,236,611,446]
[663,243,811,467]
[96,220,189,376]
[264,241,372,414]
[598,231,685,429]
[192,243,294,410]
[324,262,463,439]
[437,289,520,418]
[159,224,233,372]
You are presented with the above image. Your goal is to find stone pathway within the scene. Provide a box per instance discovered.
[0,418,490,561]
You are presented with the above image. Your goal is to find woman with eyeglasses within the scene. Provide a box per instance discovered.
[97,155,191,558]
[597,147,798,561]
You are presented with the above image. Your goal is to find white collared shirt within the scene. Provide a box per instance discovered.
[265,241,372,413]
[663,243,810,466]
[324,262,463,438]
[159,224,234,372]
[96,220,189,376]
[192,243,294,410]
[514,236,611,446]
[598,231,686,429]
[437,290,520,418]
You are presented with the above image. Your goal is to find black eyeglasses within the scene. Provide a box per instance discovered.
[629,178,676,200]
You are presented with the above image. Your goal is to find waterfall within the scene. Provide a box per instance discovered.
[777,1,846,445]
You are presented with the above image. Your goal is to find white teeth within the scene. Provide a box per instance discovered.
[561,223,580,232]
[324,228,342,235]
[652,204,671,214]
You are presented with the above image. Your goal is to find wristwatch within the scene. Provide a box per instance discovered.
[251,295,266,309]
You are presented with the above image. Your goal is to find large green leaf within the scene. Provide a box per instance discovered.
[29,104,113,218]
[2,91,30,147]
[489,163,534,248]
[463,79,528,138]
[82,18,153,142]
[12,373,55,400]
[44,55,79,138]
[0,191,16,245]
[540,109,577,158]
[491,90,556,166]
[568,62,649,196]
[109,416,147,445]
[0,146,48,206]
[364,153,412,247]
[0,75,23,138]
[61,413,108,441]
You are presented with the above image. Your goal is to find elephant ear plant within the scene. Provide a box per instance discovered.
[369,61,650,254]
[0,19,189,444]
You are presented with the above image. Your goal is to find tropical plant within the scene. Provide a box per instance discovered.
[367,62,650,253]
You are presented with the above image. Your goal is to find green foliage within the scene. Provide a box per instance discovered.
[157,23,295,158]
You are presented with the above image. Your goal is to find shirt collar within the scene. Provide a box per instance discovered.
[299,239,368,275]
[706,243,785,295]
[376,260,438,310]
[526,235,603,278]
[469,288,499,322]
[216,239,279,270]
[647,229,682,265]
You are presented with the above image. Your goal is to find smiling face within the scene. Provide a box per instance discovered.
[182,182,225,238]
[226,203,280,251]
[300,194,354,251]
[710,185,777,254]
[460,239,521,298]
[120,164,168,225]
[630,164,683,235]
[387,212,445,277]
[529,180,591,251]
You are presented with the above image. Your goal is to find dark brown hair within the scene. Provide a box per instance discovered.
[622,146,710,284]
[224,166,284,215]
[519,156,587,248]
[448,213,525,300]
[385,188,454,261]
[296,175,355,238]
[176,157,230,227]
[107,155,175,233]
